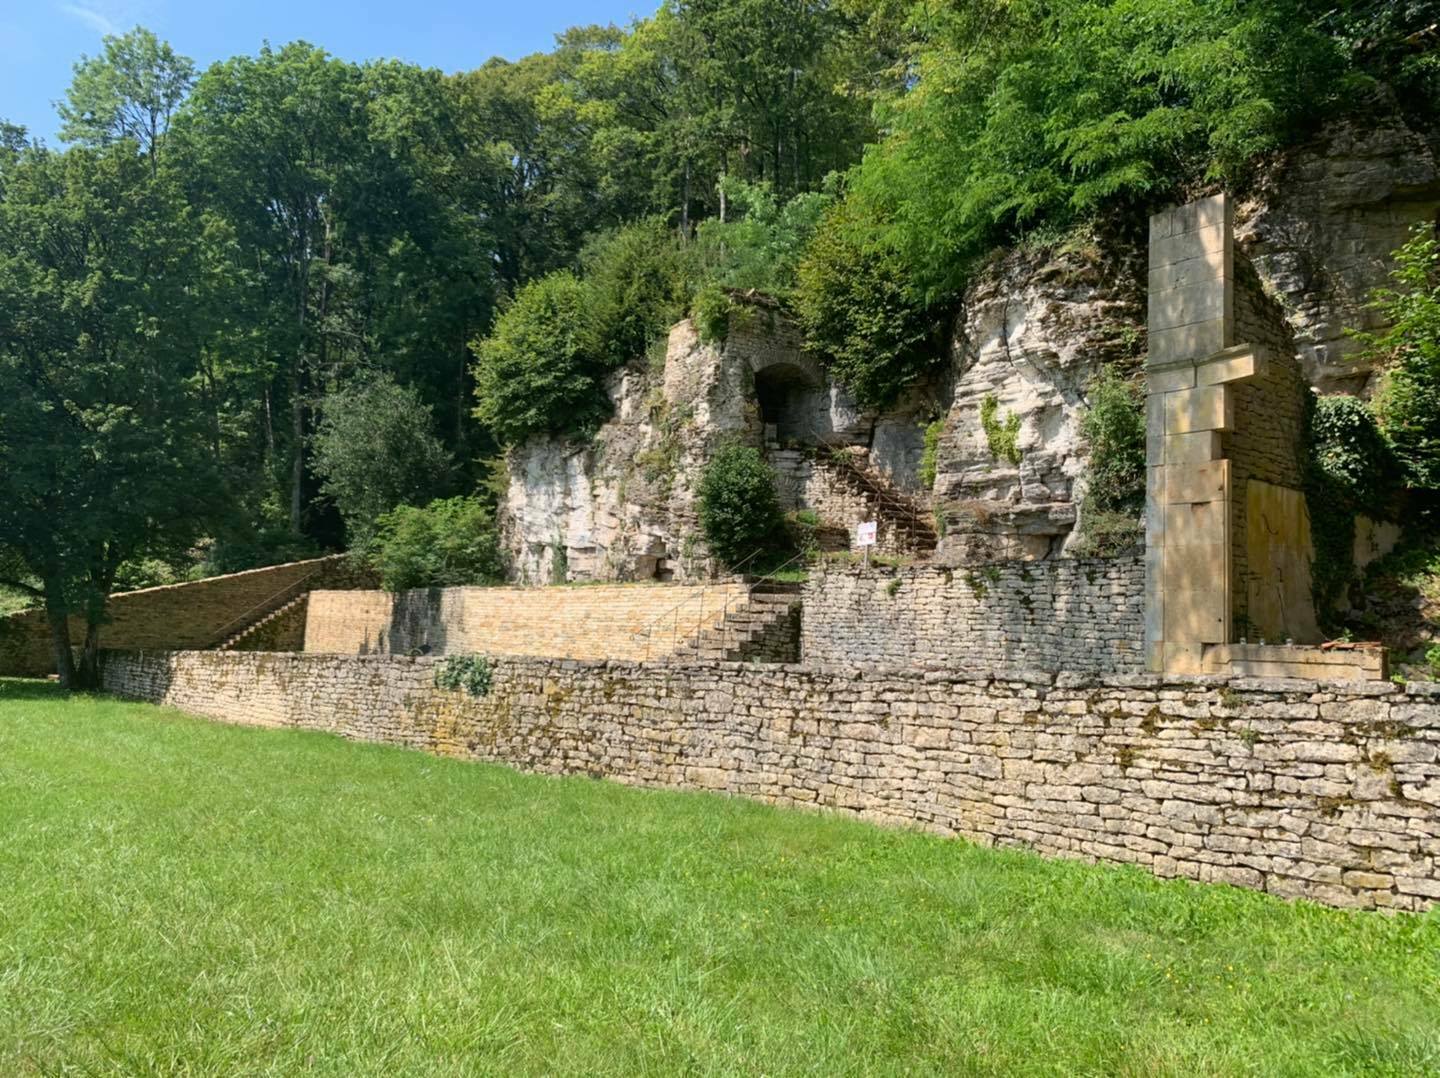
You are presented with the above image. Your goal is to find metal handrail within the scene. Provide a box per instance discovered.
[206,569,321,649]
[629,544,777,652]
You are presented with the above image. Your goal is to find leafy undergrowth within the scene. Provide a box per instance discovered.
[1345,531,1440,678]
[0,681,1436,1076]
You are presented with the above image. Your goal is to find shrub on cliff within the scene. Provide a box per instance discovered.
[1074,365,1145,557]
[793,200,940,410]
[1366,226,1440,491]
[580,218,696,371]
[369,497,505,592]
[471,272,601,446]
[698,444,786,568]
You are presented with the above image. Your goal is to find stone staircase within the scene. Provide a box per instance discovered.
[666,583,802,663]
[813,451,938,555]
[216,592,310,651]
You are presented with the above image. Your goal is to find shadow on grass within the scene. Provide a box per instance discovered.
[0,677,64,702]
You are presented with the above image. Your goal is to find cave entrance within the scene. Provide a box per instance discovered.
[754,362,822,447]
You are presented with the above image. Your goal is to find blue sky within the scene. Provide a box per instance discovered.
[1,0,651,144]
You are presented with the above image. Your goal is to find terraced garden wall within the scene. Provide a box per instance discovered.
[102,649,1440,912]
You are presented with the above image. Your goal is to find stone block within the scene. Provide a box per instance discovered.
[1151,320,1232,365]
[1149,223,1229,270]
[1146,393,1167,460]
[1163,500,1227,548]
[1149,255,1224,296]
[1164,431,1223,465]
[1164,642,1209,674]
[1149,279,1231,333]
[1165,542,1228,594]
[1196,344,1265,386]
[1165,460,1230,505]
[1164,385,1232,434]
[1147,361,1196,393]
[1163,587,1228,645]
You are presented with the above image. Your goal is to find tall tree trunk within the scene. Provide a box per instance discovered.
[43,584,75,692]
[75,620,102,691]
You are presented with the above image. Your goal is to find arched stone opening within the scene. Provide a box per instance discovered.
[754,361,824,446]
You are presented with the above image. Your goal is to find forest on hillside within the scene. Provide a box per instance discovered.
[1,0,1437,685]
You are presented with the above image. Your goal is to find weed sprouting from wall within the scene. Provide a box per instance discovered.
[435,654,493,697]
[980,395,1022,466]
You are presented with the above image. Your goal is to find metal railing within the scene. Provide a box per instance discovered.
[631,546,808,662]
[205,569,321,649]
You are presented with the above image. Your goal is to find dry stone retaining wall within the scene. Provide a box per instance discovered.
[801,560,1145,673]
[101,648,1440,912]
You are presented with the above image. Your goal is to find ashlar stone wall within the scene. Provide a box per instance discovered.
[101,648,1440,912]
[304,581,752,662]
[801,560,1145,673]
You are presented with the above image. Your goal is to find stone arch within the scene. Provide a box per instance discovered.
[751,358,825,445]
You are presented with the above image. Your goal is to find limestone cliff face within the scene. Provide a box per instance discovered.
[1238,112,1440,394]
[930,238,1146,562]
[504,113,1438,579]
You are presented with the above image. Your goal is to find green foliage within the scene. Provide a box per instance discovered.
[698,444,786,567]
[695,178,832,298]
[1365,227,1440,491]
[472,272,601,446]
[980,396,1023,466]
[844,0,1361,300]
[918,418,945,490]
[58,27,195,162]
[433,654,493,697]
[692,284,734,344]
[580,217,696,370]
[1074,367,1145,557]
[1306,394,1398,613]
[312,375,455,545]
[1071,510,1145,559]
[1081,366,1146,511]
[794,200,940,410]
[368,497,505,592]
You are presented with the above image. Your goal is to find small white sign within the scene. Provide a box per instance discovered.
[856,521,878,547]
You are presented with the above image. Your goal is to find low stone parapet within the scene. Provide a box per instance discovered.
[99,649,1440,911]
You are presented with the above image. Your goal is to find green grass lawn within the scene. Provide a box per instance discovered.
[1,680,1437,1076]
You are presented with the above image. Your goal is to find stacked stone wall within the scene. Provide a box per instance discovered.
[101,649,1440,912]
[0,555,374,676]
[303,582,752,661]
[801,560,1145,673]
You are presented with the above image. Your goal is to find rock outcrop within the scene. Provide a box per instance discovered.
[1239,111,1440,394]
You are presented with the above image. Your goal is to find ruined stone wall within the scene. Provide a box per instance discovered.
[801,560,1145,673]
[1226,259,1317,643]
[0,555,374,677]
[303,582,751,661]
[101,648,1440,912]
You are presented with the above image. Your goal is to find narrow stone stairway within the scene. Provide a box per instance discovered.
[667,584,801,663]
[813,451,938,554]
[216,592,310,651]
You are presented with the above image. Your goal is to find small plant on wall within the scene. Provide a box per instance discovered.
[435,655,493,697]
[980,395,1022,465]
[1073,366,1145,557]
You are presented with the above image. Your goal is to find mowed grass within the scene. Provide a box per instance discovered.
[1,681,1437,1076]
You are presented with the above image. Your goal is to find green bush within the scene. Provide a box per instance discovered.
[793,200,940,411]
[369,497,506,592]
[843,0,1358,299]
[1365,227,1440,491]
[1079,367,1145,514]
[694,177,832,299]
[698,444,786,568]
[471,272,602,446]
[1306,394,1397,613]
[692,283,733,344]
[580,217,695,370]
[312,375,454,543]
